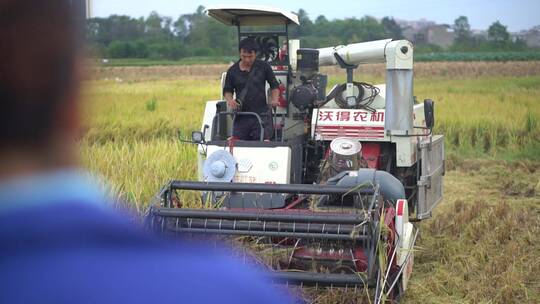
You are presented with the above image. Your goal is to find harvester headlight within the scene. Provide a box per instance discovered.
[191,131,204,143]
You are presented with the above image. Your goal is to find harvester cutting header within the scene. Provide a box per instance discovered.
[148,5,444,302]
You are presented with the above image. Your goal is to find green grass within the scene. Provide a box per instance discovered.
[415,51,540,62]
[90,51,540,67]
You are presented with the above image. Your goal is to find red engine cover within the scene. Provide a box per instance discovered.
[361,143,381,169]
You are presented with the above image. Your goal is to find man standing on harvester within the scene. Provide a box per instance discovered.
[223,37,280,141]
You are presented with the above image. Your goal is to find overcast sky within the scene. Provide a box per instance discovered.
[92,0,540,32]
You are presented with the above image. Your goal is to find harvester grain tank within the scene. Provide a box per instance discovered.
[147,5,444,302]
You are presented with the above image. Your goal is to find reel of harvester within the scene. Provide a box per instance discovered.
[147,177,416,302]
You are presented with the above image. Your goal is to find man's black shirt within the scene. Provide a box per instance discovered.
[223,59,279,114]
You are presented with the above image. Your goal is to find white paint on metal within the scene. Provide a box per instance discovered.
[318,39,392,66]
[206,5,299,26]
[385,40,414,69]
[395,198,414,290]
[330,137,362,156]
[206,145,291,184]
[317,39,413,70]
[288,39,300,70]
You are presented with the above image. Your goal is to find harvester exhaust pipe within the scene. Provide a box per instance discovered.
[384,40,414,136]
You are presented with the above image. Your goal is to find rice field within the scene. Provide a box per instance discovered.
[91,61,540,81]
[80,62,540,303]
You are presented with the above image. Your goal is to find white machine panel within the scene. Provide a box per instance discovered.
[311,109,387,141]
[206,145,291,184]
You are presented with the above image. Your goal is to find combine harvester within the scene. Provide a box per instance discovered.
[147,6,444,302]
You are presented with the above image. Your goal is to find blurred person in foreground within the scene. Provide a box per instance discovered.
[0,2,292,304]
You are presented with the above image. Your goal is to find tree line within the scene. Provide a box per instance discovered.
[86,6,530,60]
[444,16,526,53]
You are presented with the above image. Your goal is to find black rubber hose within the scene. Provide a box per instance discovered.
[327,81,380,111]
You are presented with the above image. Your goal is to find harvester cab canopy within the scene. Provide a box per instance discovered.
[206,5,297,99]
[205,5,298,66]
[206,5,300,26]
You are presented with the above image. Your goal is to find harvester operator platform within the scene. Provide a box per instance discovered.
[223,37,280,141]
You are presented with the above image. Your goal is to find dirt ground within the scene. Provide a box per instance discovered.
[88,61,540,82]
[405,159,540,303]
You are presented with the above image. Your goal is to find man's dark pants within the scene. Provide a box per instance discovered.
[232,111,273,141]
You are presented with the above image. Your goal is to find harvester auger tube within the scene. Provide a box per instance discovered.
[326,169,406,203]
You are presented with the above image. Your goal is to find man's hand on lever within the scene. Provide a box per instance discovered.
[224,92,239,110]
[270,88,280,108]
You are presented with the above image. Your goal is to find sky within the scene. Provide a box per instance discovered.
[91,0,540,32]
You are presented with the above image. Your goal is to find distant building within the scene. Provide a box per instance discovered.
[471,29,488,39]
[396,18,436,32]
[401,26,416,43]
[425,25,455,48]
[513,26,540,48]
[397,18,539,49]
[400,22,455,49]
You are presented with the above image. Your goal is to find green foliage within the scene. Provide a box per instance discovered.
[488,21,510,43]
[290,9,314,37]
[86,15,145,46]
[525,111,537,133]
[103,50,540,66]
[447,20,525,53]
[415,51,540,62]
[107,41,148,58]
[414,44,444,54]
[453,16,472,44]
[145,96,157,112]
[291,15,388,48]
[87,6,238,59]
[147,43,187,60]
[381,17,403,39]
[106,41,127,58]
[192,47,215,57]
[87,8,538,61]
